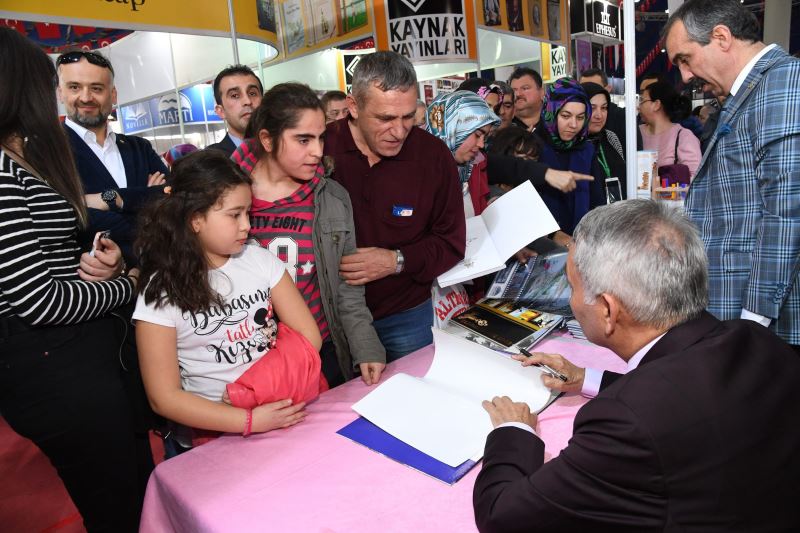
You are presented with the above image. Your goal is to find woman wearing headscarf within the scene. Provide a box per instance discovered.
[581,81,627,200]
[536,77,605,240]
[426,90,500,216]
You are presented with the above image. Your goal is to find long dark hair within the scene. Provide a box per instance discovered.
[644,81,691,124]
[136,151,252,313]
[0,28,87,226]
[246,82,324,157]
[488,127,541,161]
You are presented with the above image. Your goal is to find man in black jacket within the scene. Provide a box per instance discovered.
[474,199,800,532]
[206,65,263,156]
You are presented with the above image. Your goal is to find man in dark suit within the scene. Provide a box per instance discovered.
[57,51,167,266]
[473,200,800,532]
[206,65,263,156]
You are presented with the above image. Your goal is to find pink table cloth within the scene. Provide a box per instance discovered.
[140,336,625,533]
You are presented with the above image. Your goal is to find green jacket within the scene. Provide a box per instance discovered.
[313,175,386,378]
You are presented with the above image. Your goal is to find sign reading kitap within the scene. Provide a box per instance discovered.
[373,0,477,64]
[0,0,279,48]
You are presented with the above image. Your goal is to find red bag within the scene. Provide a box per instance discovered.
[226,323,328,409]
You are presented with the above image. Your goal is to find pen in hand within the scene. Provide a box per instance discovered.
[519,347,569,382]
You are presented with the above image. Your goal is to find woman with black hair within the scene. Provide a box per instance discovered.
[582,81,627,199]
[639,81,702,176]
[0,28,148,532]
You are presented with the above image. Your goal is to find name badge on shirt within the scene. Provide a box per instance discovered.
[392,205,414,217]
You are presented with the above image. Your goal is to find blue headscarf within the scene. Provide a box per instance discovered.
[426,90,500,184]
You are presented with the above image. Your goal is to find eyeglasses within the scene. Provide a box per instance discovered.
[56,51,115,76]
[638,99,653,105]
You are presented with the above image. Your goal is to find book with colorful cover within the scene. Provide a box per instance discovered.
[485,251,571,315]
[450,298,565,351]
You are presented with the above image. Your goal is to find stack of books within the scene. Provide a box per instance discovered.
[566,319,587,340]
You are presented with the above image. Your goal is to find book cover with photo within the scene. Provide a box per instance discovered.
[483,0,501,26]
[256,0,277,33]
[485,251,571,314]
[282,0,307,54]
[305,0,336,44]
[528,0,544,37]
[337,0,368,35]
[451,299,565,350]
[547,0,561,41]
[506,0,524,31]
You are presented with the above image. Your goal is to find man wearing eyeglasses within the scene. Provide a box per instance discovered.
[320,90,349,125]
[57,50,168,267]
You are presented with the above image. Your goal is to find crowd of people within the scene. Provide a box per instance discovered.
[1,0,799,530]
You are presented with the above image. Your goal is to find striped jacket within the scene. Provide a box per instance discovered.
[685,46,800,345]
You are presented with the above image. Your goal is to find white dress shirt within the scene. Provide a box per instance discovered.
[65,118,127,188]
[580,333,666,399]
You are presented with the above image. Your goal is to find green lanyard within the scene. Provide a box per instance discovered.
[597,143,611,179]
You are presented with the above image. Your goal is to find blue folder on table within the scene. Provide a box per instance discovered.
[337,417,479,485]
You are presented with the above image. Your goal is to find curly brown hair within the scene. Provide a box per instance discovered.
[135,150,252,313]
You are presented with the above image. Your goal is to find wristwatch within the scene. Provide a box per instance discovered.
[394,249,405,274]
[101,189,119,211]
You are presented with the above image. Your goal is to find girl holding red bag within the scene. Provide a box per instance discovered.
[133,151,324,441]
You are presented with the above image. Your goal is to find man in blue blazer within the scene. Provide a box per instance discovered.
[57,51,167,266]
[665,0,800,351]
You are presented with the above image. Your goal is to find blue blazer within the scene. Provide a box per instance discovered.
[685,46,800,345]
[65,125,168,264]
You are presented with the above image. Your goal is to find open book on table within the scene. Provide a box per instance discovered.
[484,251,572,315]
[346,328,555,470]
[437,181,559,288]
[449,299,565,352]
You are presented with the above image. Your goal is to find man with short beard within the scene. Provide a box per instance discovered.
[57,51,168,266]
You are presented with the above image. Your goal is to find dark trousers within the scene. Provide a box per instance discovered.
[319,339,345,388]
[793,344,800,357]
[0,317,149,533]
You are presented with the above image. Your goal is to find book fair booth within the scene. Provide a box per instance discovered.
[1,0,640,197]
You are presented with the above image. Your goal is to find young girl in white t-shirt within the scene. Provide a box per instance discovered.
[133,151,322,438]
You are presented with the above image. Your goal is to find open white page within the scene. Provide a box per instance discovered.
[436,217,503,287]
[482,181,560,258]
[425,329,552,411]
[436,181,559,287]
[350,329,553,467]
[352,373,492,467]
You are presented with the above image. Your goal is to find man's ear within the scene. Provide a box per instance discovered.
[215,103,227,122]
[599,292,622,337]
[111,86,118,106]
[346,94,359,120]
[711,24,734,52]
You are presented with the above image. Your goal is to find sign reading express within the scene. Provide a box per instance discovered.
[384,0,471,63]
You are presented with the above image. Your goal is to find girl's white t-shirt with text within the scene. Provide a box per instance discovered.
[133,244,285,401]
